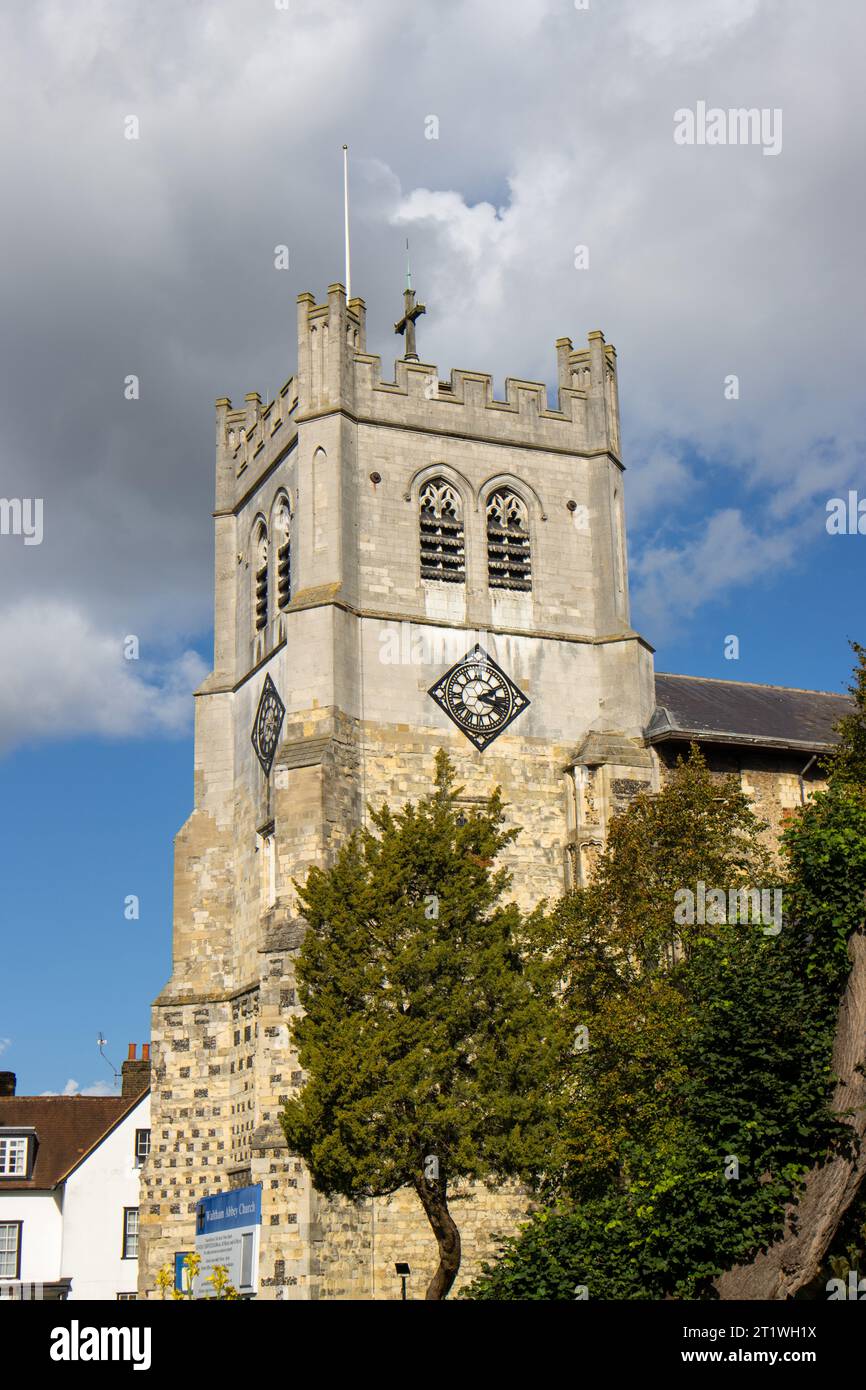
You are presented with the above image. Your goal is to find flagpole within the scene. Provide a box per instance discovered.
[342,144,351,302]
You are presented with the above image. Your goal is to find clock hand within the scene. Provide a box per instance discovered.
[477,690,509,710]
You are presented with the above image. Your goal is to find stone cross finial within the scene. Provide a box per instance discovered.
[395,285,426,361]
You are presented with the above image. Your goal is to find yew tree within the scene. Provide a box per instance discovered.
[280,751,565,1299]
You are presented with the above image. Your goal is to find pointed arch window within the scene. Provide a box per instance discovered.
[253,522,268,632]
[274,497,292,609]
[419,478,465,583]
[486,489,531,591]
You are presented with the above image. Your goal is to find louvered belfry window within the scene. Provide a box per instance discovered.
[419,478,465,583]
[275,500,291,610]
[486,489,531,590]
[254,525,268,631]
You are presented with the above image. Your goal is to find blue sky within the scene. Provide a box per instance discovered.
[0,735,195,1095]
[1,0,864,1093]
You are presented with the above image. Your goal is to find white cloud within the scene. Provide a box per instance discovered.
[0,1038,11,1058]
[630,508,801,641]
[0,601,206,752]
[40,1078,119,1098]
[625,448,702,526]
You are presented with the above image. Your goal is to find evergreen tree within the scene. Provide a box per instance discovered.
[281,751,565,1299]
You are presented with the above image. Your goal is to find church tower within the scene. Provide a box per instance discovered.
[139,280,656,1298]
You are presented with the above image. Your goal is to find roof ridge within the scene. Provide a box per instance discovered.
[656,671,848,699]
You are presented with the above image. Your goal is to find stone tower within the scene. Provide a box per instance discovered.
[139,281,656,1299]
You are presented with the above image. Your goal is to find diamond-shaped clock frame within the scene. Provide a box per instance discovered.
[427,644,530,752]
[251,673,285,775]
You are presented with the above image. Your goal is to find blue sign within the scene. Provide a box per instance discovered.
[193,1184,263,1297]
[174,1252,192,1293]
[195,1184,262,1236]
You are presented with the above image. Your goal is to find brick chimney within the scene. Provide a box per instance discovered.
[121,1043,151,1098]
[0,1072,15,1098]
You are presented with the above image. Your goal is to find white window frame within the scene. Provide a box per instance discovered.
[134,1128,151,1167]
[0,1135,28,1178]
[122,1207,139,1260]
[0,1222,21,1279]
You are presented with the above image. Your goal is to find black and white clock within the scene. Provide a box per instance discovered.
[427,645,530,751]
[251,673,285,775]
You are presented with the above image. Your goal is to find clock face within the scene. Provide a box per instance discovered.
[428,645,530,751]
[251,673,285,775]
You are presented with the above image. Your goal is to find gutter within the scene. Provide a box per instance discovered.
[645,728,834,756]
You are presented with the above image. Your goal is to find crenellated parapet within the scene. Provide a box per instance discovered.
[351,348,611,455]
[287,284,621,459]
[556,331,621,459]
[214,290,621,519]
[214,380,299,513]
[296,283,366,418]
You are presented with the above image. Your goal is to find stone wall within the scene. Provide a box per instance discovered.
[653,741,828,848]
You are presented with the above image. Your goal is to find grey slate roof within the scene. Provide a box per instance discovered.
[648,673,852,754]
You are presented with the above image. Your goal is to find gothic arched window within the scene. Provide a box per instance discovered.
[253,522,268,632]
[419,478,465,583]
[274,496,292,609]
[486,489,531,591]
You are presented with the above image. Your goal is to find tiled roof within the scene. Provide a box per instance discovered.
[0,1094,144,1191]
[649,673,852,753]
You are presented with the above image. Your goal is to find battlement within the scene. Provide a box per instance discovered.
[214,378,300,511]
[293,283,622,459]
[214,287,622,516]
[352,345,616,455]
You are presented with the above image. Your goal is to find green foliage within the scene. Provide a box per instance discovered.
[280,751,565,1202]
[536,748,780,1201]
[558,747,777,980]
[822,641,866,787]
[467,718,866,1299]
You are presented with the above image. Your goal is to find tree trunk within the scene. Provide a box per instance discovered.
[413,1173,462,1300]
[715,919,866,1299]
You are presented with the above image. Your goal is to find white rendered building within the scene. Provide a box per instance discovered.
[0,1046,150,1300]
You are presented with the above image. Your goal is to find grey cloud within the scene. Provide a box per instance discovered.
[0,0,863,746]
